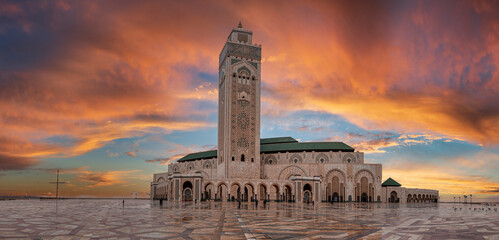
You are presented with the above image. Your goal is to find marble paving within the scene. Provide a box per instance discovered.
[0,199,498,239]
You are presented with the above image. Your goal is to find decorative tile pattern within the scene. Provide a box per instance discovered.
[0,200,497,239]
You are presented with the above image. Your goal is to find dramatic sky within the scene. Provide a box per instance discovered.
[1,0,498,201]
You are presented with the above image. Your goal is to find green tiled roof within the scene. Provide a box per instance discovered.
[177,150,217,162]
[177,137,355,162]
[260,137,298,145]
[382,177,402,187]
[260,142,353,153]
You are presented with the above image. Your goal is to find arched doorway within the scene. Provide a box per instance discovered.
[183,181,193,201]
[361,192,368,202]
[217,183,227,201]
[332,192,339,202]
[390,191,398,203]
[360,177,368,202]
[270,184,280,201]
[243,183,254,202]
[259,184,267,201]
[230,183,241,201]
[284,185,292,202]
[204,183,214,201]
[303,184,312,203]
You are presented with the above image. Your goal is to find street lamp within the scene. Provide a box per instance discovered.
[470,194,472,205]
[454,196,456,203]
[459,196,461,203]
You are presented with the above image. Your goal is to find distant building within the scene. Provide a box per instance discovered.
[151,23,438,204]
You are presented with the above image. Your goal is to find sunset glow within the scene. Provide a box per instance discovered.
[0,0,498,201]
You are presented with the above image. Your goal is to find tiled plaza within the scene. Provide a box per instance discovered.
[0,199,498,239]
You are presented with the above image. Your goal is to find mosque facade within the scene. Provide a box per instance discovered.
[150,23,438,204]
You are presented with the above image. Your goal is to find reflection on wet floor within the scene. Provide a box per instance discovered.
[0,199,497,239]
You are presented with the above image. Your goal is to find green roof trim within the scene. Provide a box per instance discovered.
[260,142,354,154]
[177,137,355,162]
[382,177,402,187]
[231,59,241,65]
[177,150,217,162]
[248,62,258,69]
[260,137,297,145]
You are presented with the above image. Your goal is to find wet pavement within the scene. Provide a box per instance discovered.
[0,199,498,239]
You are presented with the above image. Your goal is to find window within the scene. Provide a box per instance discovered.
[347,158,351,163]
[232,156,235,161]
[268,160,272,164]
[233,73,236,77]
[241,154,245,162]
[252,76,255,80]
[320,158,325,163]
[251,158,254,162]
[294,159,298,163]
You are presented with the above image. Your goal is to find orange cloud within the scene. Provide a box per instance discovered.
[75,169,141,187]
[0,0,498,203]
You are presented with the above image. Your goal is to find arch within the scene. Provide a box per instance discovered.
[204,182,214,200]
[355,170,375,202]
[315,153,329,163]
[408,194,412,203]
[342,153,357,164]
[230,182,242,201]
[258,183,268,201]
[241,154,245,162]
[354,169,375,182]
[182,181,193,201]
[216,182,228,201]
[361,192,368,202]
[243,182,255,202]
[288,153,303,164]
[390,191,399,203]
[359,177,369,202]
[157,177,166,183]
[237,66,251,75]
[326,169,345,202]
[203,161,212,169]
[284,184,293,202]
[270,184,280,201]
[264,155,277,165]
[278,165,307,180]
[332,192,339,202]
[303,184,312,203]
[238,91,249,101]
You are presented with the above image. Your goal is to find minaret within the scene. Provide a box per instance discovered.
[217,22,262,179]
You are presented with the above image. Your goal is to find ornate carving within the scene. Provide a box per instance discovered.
[342,153,357,164]
[222,42,262,61]
[237,112,249,129]
[264,155,277,165]
[289,154,303,164]
[315,153,329,163]
[278,165,308,180]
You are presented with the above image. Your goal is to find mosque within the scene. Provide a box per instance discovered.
[150,23,438,204]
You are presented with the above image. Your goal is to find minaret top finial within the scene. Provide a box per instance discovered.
[238,21,242,28]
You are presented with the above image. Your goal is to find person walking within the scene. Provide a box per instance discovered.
[238,198,241,209]
[122,199,125,209]
[256,199,258,208]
